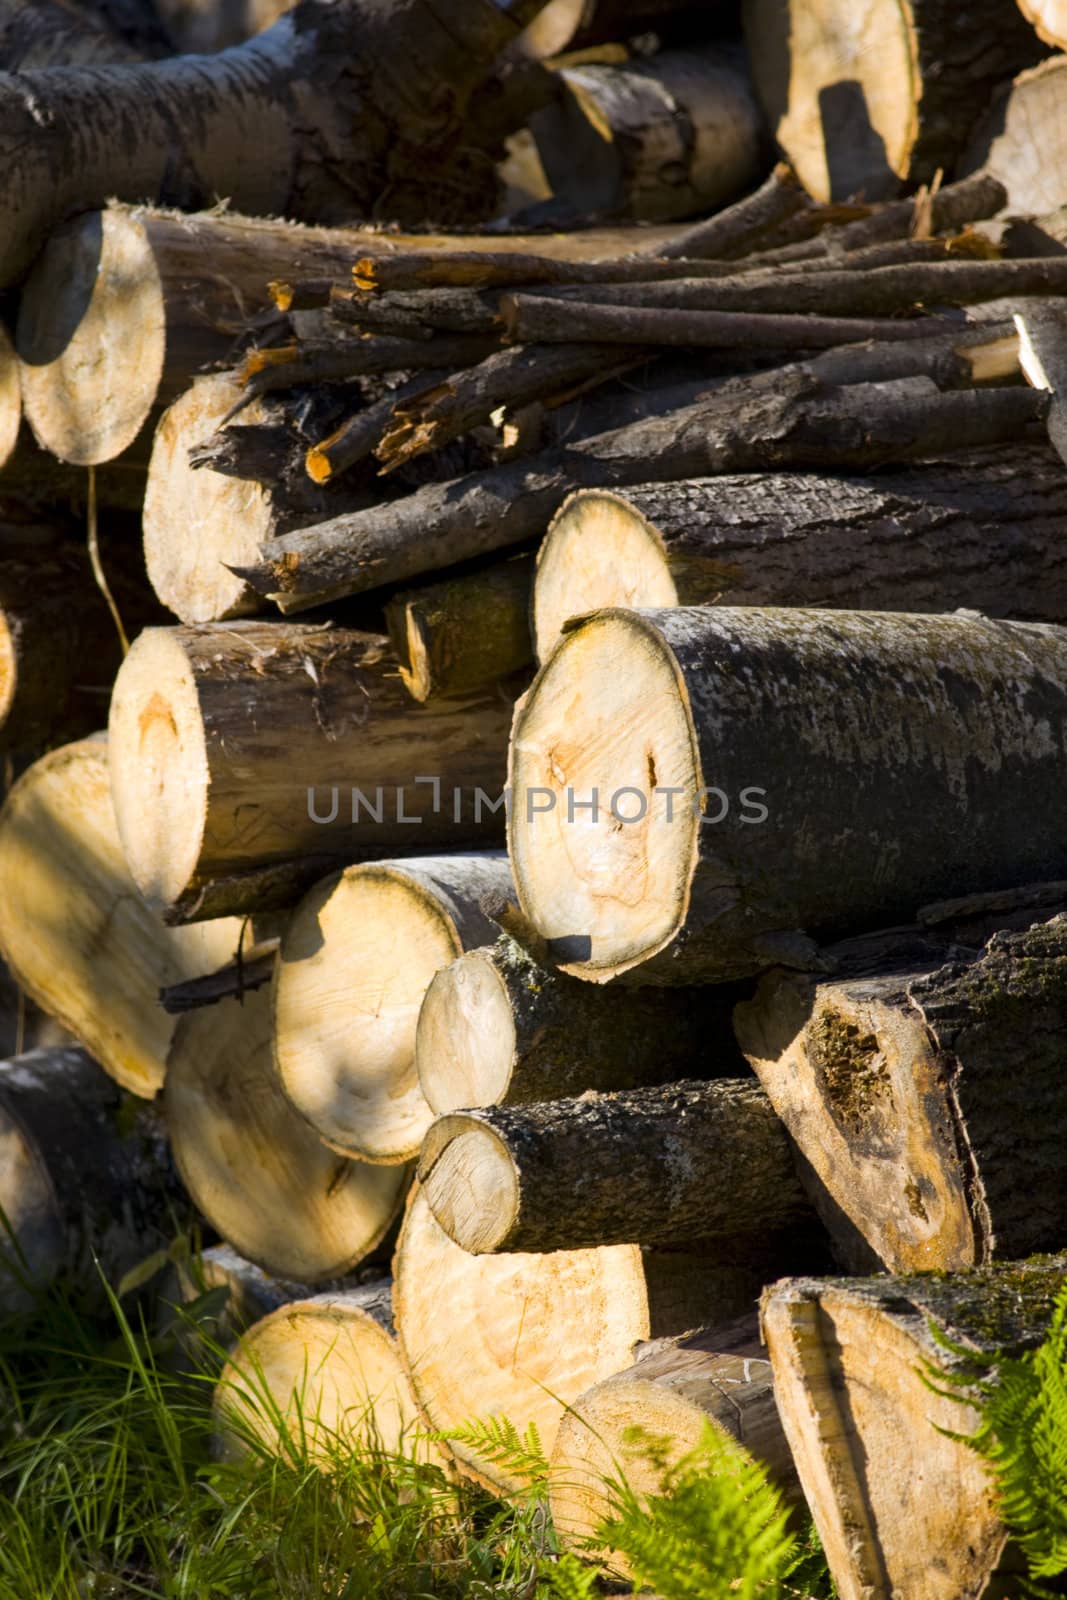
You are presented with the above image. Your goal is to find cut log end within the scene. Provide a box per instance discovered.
[0,324,21,470]
[17,208,164,466]
[416,949,517,1113]
[534,489,679,661]
[509,608,698,982]
[1016,0,1067,47]
[108,628,209,911]
[418,1117,519,1252]
[143,374,274,623]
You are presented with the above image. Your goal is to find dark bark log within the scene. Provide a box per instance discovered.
[762,1260,1067,1600]
[509,606,1067,983]
[532,443,1067,659]
[238,376,1045,610]
[530,47,764,223]
[415,930,746,1113]
[384,554,535,701]
[108,624,515,920]
[0,0,548,288]
[237,329,501,397]
[330,286,503,340]
[743,0,1044,203]
[158,947,277,1012]
[736,914,1067,1274]
[963,56,1067,217]
[0,1047,185,1314]
[418,1079,814,1253]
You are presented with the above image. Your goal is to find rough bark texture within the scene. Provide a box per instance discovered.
[0,1047,185,1313]
[762,1260,1067,1600]
[417,1079,814,1252]
[743,0,1045,202]
[416,930,747,1113]
[0,0,546,287]
[384,555,535,701]
[239,376,1045,609]
[963,56,1067,217]
[0,0,173,67]
[532,444,1067,658]
[108,624,515,920]
[509,606,1067,983]
[735,914,1067,1273]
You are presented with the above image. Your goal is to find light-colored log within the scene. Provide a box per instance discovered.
[762,1261,1067,1600]
[0,322,19,470]
[1016,0,1067,47]
[274,855,511,1165]
[393,1183,762,1493]
[107,624,514,921]
[963,56,1067,216]
[0,737,243,1095]
[548,1315,796,1571]
[508,606,1067,984]
[416,931,743,1113]
[165,984,409,1282]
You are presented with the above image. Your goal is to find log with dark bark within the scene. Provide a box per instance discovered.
[238,376,1045,610]
[415,931,746,1113]
[273,855,511,1165]
[214,1279,442,1463]
[393,1183,771,1493]
[166,984,410,1281]
[417,1080,813,1253]
[532,443,1067,659]
[963,56,1067,217]
[762,1260,1067,1600]
[384,555,535,701]
[549,1315,797,1572]
[108,624,516,921]
[508,606,1067,984]
[0,0,551,287]
[735,915,1067,1273]
[530,47,763,223]
[0,737,245,1094]
[742,0,1044,202]
[0,1046,185,1315]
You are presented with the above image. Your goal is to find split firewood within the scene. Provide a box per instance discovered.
[531,443,1067,659]
[107,625,515,921]
[735,915,1067,1273]
[415,932,745,1114]
[393,1183,768,1492]
[215,1280,442,1463]
[1016,0,1067,47]
[273,855,511,1166]
[963,56,1067,216]
[549,1315,797,1571]
[238,376,1045,611]
[1013,301,1067,464]
[762,1260,1067,1600]
[418,1080,814,1254]
[508,607,1067,984]
[0,1046,185,1316]
[384,555,535,702]
[165,985,410,1282]
[530,47,763,222]
[517,0,710,58]
[743,0,1044,203]
[0,0,551,288]
[0,737,244,1095]
[0,0,173,68]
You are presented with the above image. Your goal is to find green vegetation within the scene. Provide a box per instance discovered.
[0,1256,833,1600]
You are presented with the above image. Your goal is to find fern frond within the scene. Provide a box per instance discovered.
[437,1414,550,1484]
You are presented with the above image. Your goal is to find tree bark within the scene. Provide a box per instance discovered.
[384,555,535,702]
[0,1046,184,1315]
[393,1183,774,1493]
[0,737,245,1094]
[548,1314,797,1573]
[509,606,1067,984]
[0,0,173,68]
[274,854,512,1165]
[108,623,516,921]
[415,930,747,1114]
[166,984,410,1281]
[743,0,1045,203]
[963,56,1067,217]
[417,1080,814,1253]
[530,47,764,223]
[736,914,1067,1273]
[532,443,1067,659]
[239,377,1045,610]
[0,0,550,288]
[762,1260,1067,1600]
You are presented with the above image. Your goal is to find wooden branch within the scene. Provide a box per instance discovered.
[330,286,503,340]
[158,949,277,1014]
[237,330,501,395]
[384,555,535,702]
[509,606,1067,984]
[166,984,409,1281]
[658,161,811,260]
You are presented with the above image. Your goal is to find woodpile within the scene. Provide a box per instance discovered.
[4,0,1067,1592]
